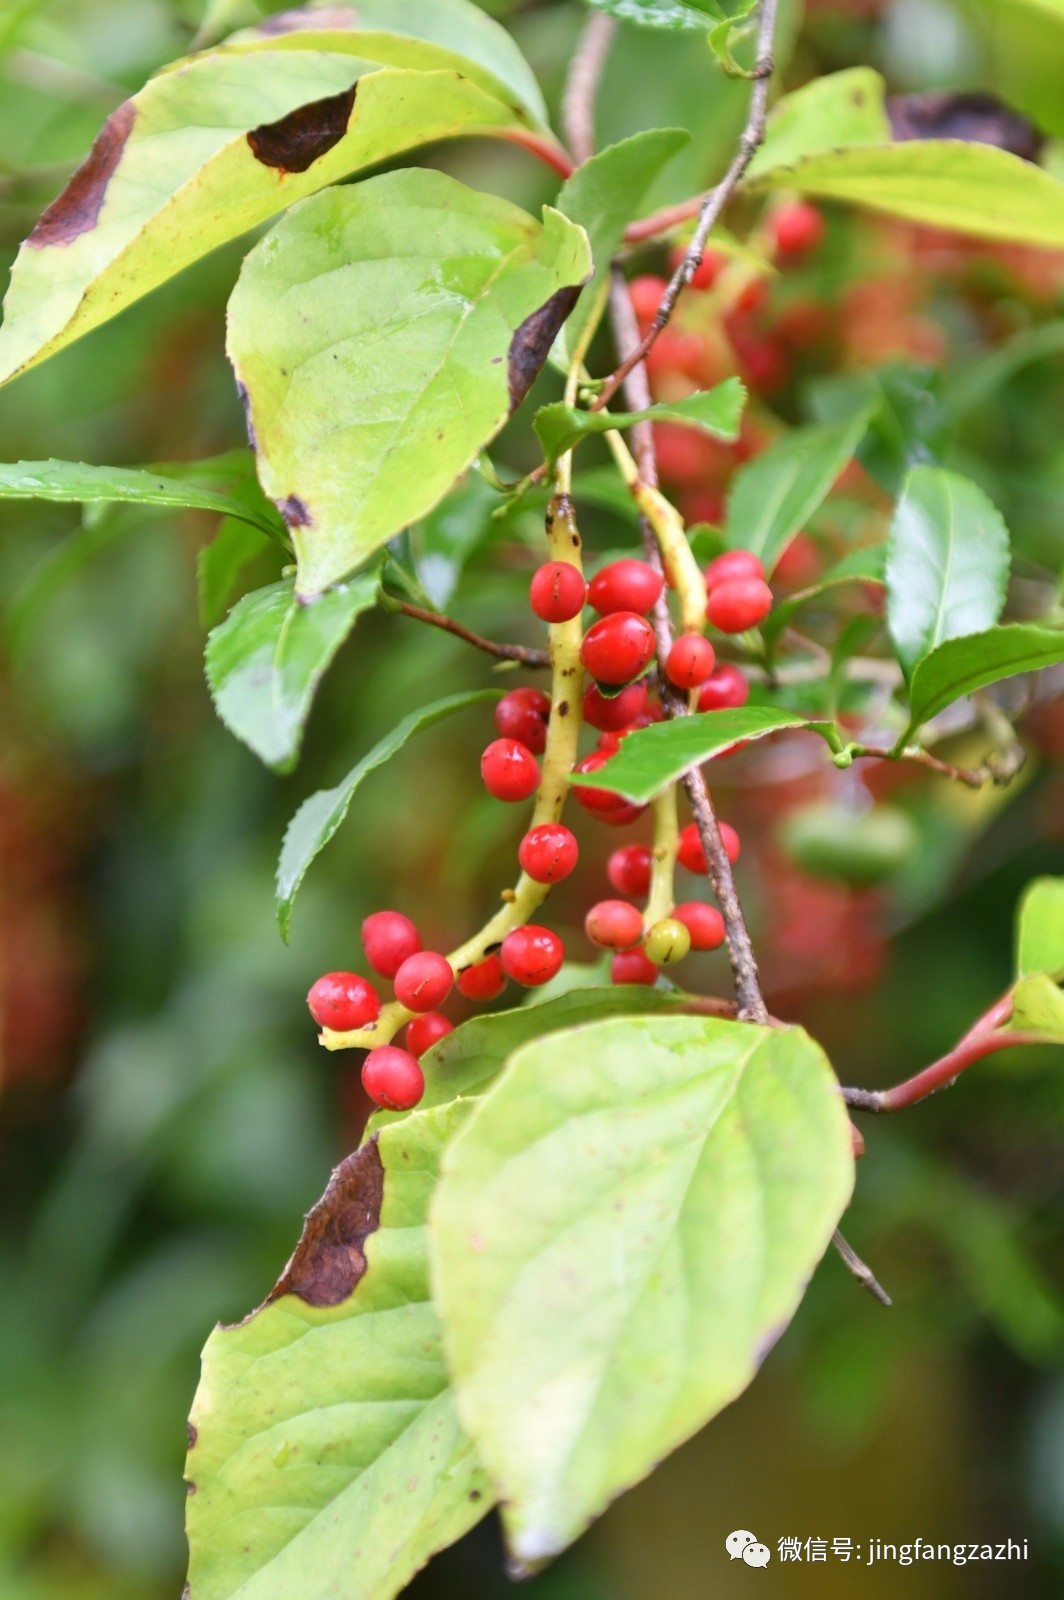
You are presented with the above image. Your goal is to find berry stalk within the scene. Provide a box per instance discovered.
[320,493,585,1052]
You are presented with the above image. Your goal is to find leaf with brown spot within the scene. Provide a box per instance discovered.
[0,2,556,385]
[247,83,357,172]
[186,1099,492,1600]
[229,169,589,595]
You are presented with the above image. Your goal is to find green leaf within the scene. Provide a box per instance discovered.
[1009,973,1064,1041]
[902,624,1064,736]
[724,413,871,576]
[431,1014,854,1566]
[0,458,282,538]
[949,0,1064,140]
[411,473,499,609]
[373,985,688,1127]
[748,139,1064,248]
[229,170,591,596]
[186,1100,491,1600]
[572,707,825,803]
[535,378,745,470]
[587,0,725,30]
[555,128,691,360]
[747,68,891,179]
[206,573,378,772]
[277,689,500,940]
[197,519,272,629]
[886,467,1010,677]
[1017,876,1064,981]
[0,3,556,385]
[761,545,887,653]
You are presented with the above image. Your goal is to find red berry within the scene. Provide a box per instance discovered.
[610,948,659,986]
[665,632,716,689]
[706,577,773,633]
[519,823,579,884]
[481,738,540,802]
[673,901,726,950]
[696,664,750,712]
[773,200,825,256]
[652,421,717,484]
[628,273,667,324]
[394,951,453,1012]
[587,558,664,617]
[405,1011,454,1058]
[529,561,586,623]
[362,910,421,979]
[362,1045,424,1111]
[582,678,648,732]
[668,242,727,290]
[580,611,656,685]
[678,820,739,873]
[500,925,565,987]
[307,972,380,1032]
[585,899,644,950]
[704,549,765,589]
[608,844,652,898]
[494,687,551,755]
[571,751,626,814]
[455,953,506,1002]
[600,800,648,827]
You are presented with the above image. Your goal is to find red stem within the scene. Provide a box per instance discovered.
[499,128,576,179]
[624,195,703,245]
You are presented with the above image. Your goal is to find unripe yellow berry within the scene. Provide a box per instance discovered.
[643,917,692,967]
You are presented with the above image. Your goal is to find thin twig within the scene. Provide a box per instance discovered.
[609,271,769,1024]
[394,600,549,668]
[594,0,779,409]
[853,744,993,790]
[562,11,617,166]
[831,1229,892,1306]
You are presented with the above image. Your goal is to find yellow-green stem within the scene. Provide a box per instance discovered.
[645,785,679,926]
[604,429,707,632]
[321,492,585,1052]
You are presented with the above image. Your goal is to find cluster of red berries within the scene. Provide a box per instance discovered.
[309,537,763,1111]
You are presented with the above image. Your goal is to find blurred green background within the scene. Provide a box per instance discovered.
[0,1,1062,1597]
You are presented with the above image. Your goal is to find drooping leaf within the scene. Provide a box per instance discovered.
[747,68,891,179]
[1017,877,1064,981]
[555,128,691,360]
[1008,973,1064,1041]
[0,458,283,539]
[886,466,1010,676]
[809,364,946,494]
[571,707,826,803]
[206,573,379,772]
[372,985,688,1128]
[277,689,500,939]
[761,544,887,653]
[229,170,590,596]
[725,413,870,575]
[901,624,1064,737]
[587,0,727,30]
[535,378,745,469]
[748,139,1064,248]
[186,1100,491,1600]
[431,1014,854,1567]
[0,2,557,385]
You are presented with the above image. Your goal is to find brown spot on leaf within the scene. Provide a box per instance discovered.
[276,493,312,528]
[265,1137,384,1308]
[235,382,256,450]
[247,84,357,174]
[256,5,359,32]
[29,100,135,248]
[887,90,1044,163]
[186,1480,196,1495]
[187,1421,198,1449]
[507,285,582,411]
